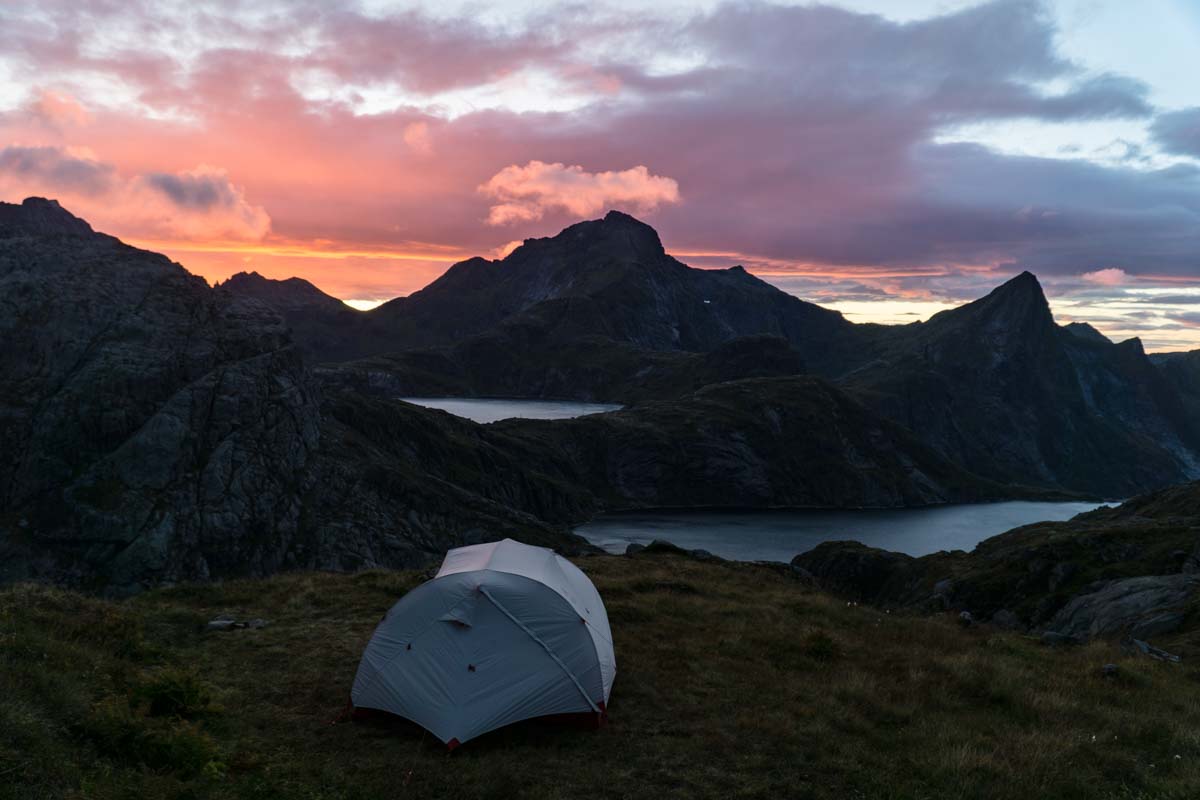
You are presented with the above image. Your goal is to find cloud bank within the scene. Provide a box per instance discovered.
[0,0,1196,347]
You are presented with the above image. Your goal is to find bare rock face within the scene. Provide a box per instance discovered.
[1044,575,1199,641]
[0,198,578,593]
[0,198,320,592]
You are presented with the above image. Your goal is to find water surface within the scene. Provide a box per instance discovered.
[399,397,622,424]
[575,501,1106,562]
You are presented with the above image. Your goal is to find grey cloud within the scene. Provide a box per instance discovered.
[0,144,115,194]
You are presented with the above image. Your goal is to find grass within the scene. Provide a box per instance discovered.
[3,554,1200,799]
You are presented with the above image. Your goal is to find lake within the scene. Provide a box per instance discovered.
[399,397,622,424]
[574,501,1107,562]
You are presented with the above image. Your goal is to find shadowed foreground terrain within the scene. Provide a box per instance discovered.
[3,553,1199,800]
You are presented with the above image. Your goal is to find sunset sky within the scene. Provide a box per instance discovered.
[1,0,1198,350]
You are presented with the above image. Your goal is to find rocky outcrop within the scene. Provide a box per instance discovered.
[794,482,1200,641]
[790,542,915,602]
[1043,575,1198,640]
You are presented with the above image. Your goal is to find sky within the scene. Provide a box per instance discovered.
[1,0,1198,350]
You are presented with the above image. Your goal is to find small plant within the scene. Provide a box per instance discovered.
[134,668,217,719]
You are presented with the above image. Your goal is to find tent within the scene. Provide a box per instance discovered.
[350,538,616,749]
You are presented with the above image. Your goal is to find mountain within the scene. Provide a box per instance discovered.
[1152,349,1200,418]
[0,199,580,593]
[232,211,877,375]
[214,271,380,363]
[493,376,1025,510]
[236,213,1200,499]
[840,272,1200,497]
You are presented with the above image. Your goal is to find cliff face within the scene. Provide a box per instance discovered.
[0,199,321,591]
[841,273,1200,497]
[0,199,578,593]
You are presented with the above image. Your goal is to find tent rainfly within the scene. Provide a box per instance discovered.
[350,539,616,749]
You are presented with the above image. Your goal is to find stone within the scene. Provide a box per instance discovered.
[207,617,238,632]
[1046,574,1199,641]
[958,611,974,628]
[790,541,914,602]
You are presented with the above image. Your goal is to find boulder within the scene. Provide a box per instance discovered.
[791,541,915,602]
[1045,574,1198,641]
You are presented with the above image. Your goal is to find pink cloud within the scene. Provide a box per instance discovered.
[1080,268,1130,287]
[479,161,680,225]
[28,89,90,128]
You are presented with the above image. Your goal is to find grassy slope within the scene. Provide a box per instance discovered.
[3,554,1200,800]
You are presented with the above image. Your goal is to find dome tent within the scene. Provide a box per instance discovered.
[351,539,616,749]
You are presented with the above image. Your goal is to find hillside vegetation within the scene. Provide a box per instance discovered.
[4,552,1199,800]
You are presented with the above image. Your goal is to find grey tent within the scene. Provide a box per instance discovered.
[351,539,616,748]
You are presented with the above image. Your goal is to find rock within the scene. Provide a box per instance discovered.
[990,609,1022,630]
[791,541,915,602]
[688,549,723,563]
[207,617,238,632]
[1129,612,1186,640]
[1128,639,1182,663]
[642,540,690,556]
[958,611,974,628]
[246,619,269,629]
[1101,663,1119,678]
[1046,575,1199,641]
[624,543,646,556]
[933,579,954,597]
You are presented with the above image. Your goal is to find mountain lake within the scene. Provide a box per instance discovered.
[575,501,1108,562]
[399,397,623,423]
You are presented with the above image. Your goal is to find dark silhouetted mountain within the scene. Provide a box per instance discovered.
[840,272,1200,497]
[0,200,579,593]
[218,270,349,313]
[1152,349,1200,419]
[214,271,381,362]
[231,210,875,375]
[0,197,96,236]
[239,214,1200,499]
[494,376,1027,510]
[1063,321,1111,344]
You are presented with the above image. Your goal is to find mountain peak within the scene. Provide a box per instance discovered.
[548,210,666,260]
[219,270,349,312]
[0,197,95,237]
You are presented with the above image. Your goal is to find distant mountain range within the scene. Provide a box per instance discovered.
[3,197,1199,591]
[229,210,1200,499]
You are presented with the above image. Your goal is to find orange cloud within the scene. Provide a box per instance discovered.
[479,161,680,225]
